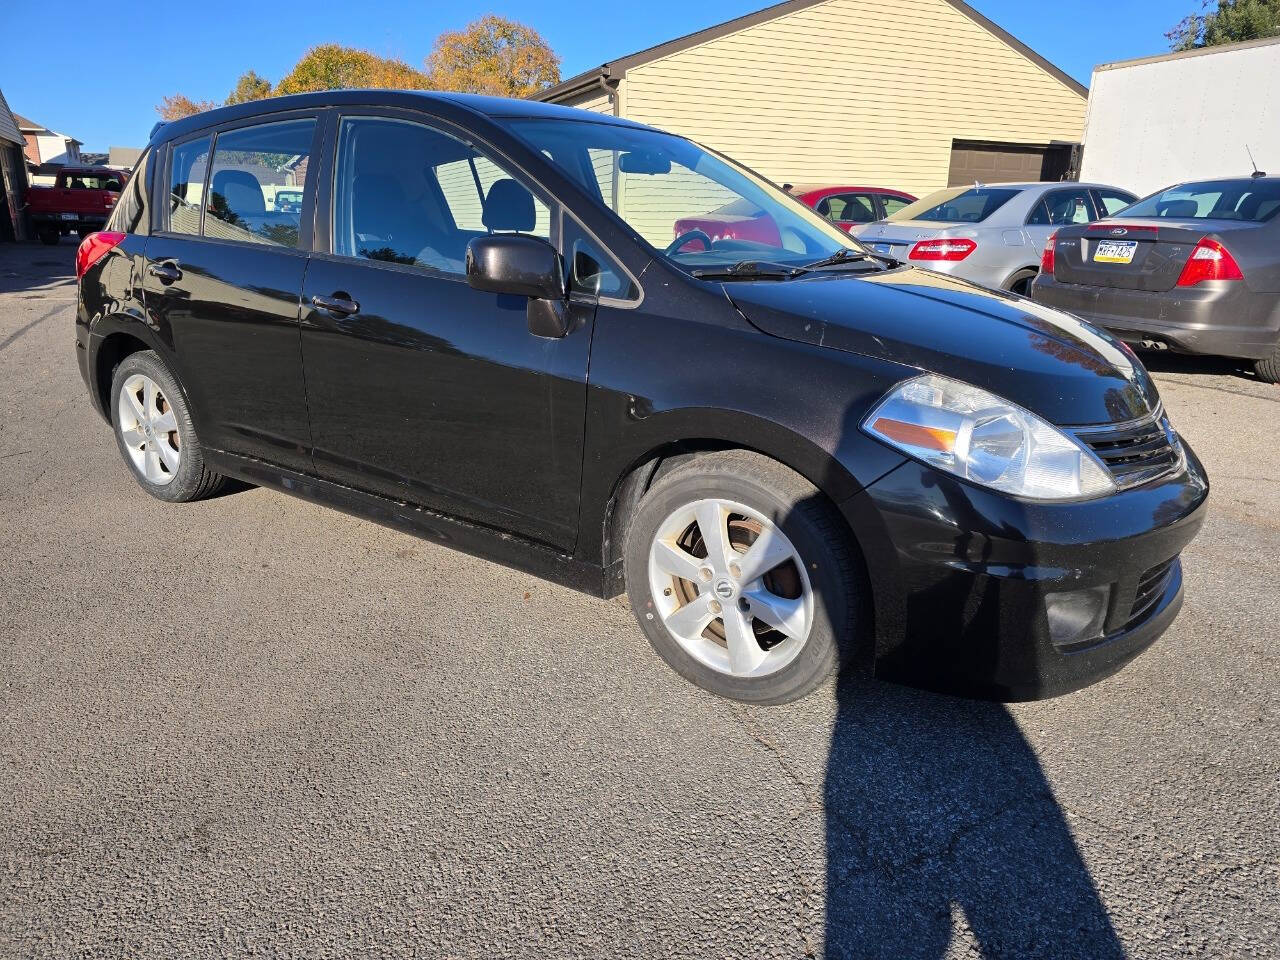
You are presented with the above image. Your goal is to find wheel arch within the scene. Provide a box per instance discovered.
[90,316,179,423]
[589,408,883,598]
[1003,264,1040,292]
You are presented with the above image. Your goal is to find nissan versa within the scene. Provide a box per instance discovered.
[75,92,1209,704]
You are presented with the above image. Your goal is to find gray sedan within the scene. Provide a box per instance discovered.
[851,182,1136,295]
[1033,176,1280,383]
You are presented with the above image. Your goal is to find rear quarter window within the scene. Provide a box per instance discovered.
[106,150,151,234]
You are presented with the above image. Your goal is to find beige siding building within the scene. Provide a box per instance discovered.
[537,0,1088,200]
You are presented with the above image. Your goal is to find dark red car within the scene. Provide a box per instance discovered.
[674,185,916,246]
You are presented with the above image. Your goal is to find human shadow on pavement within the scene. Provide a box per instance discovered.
[805,405,1125,959]
[821,679,1124,959]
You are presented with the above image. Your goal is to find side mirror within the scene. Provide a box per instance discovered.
[466,234,564,301]
[466,234,570,339]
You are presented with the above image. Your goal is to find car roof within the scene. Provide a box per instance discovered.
[152,89,655,145]
[791,184,911,195]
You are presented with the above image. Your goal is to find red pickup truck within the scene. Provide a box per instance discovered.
[27,166,129,245]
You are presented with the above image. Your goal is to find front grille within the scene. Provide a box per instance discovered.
[1130,556,1178,622]
[1073,410,1182,490]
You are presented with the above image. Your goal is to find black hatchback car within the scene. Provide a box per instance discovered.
[76,92,1209,704]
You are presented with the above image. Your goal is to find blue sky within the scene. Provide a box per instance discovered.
[2,0,1189,151]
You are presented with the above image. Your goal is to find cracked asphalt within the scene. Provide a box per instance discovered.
[1,241,1277,959]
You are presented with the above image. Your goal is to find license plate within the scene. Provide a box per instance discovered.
[60,212,77,221]
[1094,239,1137,264]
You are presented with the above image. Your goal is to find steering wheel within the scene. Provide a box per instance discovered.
[666,229,714,256]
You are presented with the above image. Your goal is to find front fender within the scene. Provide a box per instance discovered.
[577,304,914,569]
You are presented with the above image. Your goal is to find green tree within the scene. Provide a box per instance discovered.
[425,15,560,98]
[274,44,431,95]
[226,70,273,105]
[1168,0,1280,50]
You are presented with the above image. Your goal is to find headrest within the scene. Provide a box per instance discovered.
[482,178,535,232]
[1159,199,1199,218]
[211,169,265,217]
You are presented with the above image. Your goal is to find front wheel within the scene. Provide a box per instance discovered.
[623,450,865,704]
[110,350,226,502]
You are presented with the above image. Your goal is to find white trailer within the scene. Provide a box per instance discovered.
[1079,36,1280,198]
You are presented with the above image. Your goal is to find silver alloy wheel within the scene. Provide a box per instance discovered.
[647,498,814,678]
[117,373,181,485]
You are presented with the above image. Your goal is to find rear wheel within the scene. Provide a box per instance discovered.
[1007,269,1038,297]
[1255,343,1280,384]
[623,450,865,704]
[110,350,225,502]
[38,227,60,245]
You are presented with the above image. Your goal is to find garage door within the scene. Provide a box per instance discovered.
[947,141,1074,185]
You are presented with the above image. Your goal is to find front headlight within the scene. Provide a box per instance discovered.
[863,373,1116,501]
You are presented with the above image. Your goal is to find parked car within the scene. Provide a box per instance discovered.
[75,92,1207,705]
[852,182,1137,295]
[273,188,303,213]
[673,185,915,245]
[27,166,129,245]
[1032,177,1280,383]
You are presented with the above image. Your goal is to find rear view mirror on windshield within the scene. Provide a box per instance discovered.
[618,151,672,175]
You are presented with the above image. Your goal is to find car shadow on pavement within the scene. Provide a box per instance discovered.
[1135,348,1260,382]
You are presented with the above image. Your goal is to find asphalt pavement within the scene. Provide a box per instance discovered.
[1,240,1277,959]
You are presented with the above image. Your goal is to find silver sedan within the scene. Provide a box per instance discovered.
[851,182,1137,295]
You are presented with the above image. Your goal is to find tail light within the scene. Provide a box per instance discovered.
[76,231,126,279]
[1176,238,1243,286]
[908,238,976,261]
[1041,231,1057,274]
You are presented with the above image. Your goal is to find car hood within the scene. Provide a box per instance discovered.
[725,266,1161,427]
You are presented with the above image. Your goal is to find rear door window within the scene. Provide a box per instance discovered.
[817,193,878,224]
[1027,188,1095,226]
[167,136,210,236]
[205,118,316,247]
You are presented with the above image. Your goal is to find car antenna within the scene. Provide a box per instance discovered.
[1246,144,1266,178]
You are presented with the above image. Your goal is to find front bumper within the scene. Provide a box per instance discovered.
[841,443,1209,700]
[1033,274,1280,360]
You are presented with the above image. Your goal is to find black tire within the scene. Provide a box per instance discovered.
[623,450,866,705]
[1007,269,1038,297]
[1255,343,1280,384]
[38,227,60,246]
[109,350,226,502]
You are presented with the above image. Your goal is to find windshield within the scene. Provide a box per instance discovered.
[507,119,857,271]
[1117,179,1280,222]
[887,186,1020,223]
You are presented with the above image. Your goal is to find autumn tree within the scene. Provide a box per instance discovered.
[226,70,273,105]
[1168,0,1280,49]
[425,15,560,98]
[275,44,431,95]
[156,93,220,121]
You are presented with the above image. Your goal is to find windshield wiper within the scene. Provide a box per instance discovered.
[801,247,897,269]
[690,260,805,281]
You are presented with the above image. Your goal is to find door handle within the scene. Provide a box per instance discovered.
[311,293,360,317]
[147,260,182,284]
